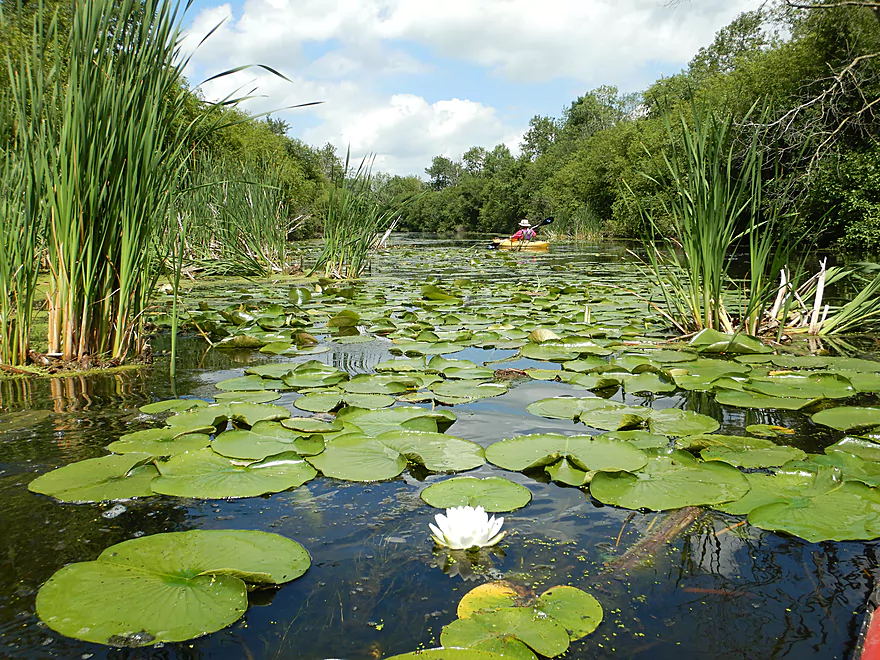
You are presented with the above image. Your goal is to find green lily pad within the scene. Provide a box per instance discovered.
[213,391,282,404]
[281,417,341,433]
[647,409,720,436]
[714,465,841,516]
[428,380,509,402]
[623,372,677,394]
[578,405,651,431]
[715,390,822,411]
[590,449,750,511]
[748,480,880,542]
[697,435,806,468]
[745,373,855,400]
[597,430,669,449]
[306,434,408,482]
[212,421,324,460]
[518,344,579,361]
[335,406,455,436]
[152,449,316,499]
[420,477,532,512]
[107,428,212,457]
[441,607,570,658]
[486,433,647,475]
[139,399,207,414]
[689,329,771,354]
[810,451,880,487]
[825,436,880,461]
[36,530,309,646]
[811,406,880,433]
[526,397,613,420]
[377,430,485,472]
[214,375,268,391]
[28,454,157,503]
[535,586,603,641]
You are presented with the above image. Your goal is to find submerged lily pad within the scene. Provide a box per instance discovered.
[590,449,749,511]
[420,477,532,512]
[29,453,157,503]
[36,530,309,646]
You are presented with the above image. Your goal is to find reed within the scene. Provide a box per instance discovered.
[635,104,805,335]
[175,157,299,278]
[311,154,402,279]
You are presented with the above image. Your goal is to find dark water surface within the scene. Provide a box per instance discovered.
[0,237,875,659]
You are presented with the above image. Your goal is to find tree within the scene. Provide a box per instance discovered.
[520,115,559,161]
[425,155,462,190]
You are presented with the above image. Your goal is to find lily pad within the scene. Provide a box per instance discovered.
[152,449,316,499]
[139,399,207,414]
[36,530,309,646]
[590,449,750,511]
[696,435,807,468]
[212,421,324,460]
[486,433,648,475]
[421,477,532,512]
[306,434,408,482]
[715,390,822,411]
[377,430,485,472]
[335,406,455,436]
[535,586,603,641]
[811,406,880,433]
[526,397,613,421]
[748,480,880,542]
[29,454,157,503]
[647,409,720,436]
[107,428,212,457]
[689,329,771,354]
[440,607,570,658]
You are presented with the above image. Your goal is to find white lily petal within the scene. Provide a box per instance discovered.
[428,505,506,550]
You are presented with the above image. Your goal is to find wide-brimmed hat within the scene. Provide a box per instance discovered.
[518,219,531,227]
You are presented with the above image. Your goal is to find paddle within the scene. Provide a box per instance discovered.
[487,217,554,249]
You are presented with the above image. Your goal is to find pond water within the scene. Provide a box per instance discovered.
[0,236,876,659]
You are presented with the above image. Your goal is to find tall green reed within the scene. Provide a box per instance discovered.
[4,0,200,362]
[635,104,802,335]
[311,153,402,279]
[175,157,298,278]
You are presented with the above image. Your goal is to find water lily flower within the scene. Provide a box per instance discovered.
[429,506,505,550]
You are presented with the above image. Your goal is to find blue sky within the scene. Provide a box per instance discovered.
[181,0,761,177]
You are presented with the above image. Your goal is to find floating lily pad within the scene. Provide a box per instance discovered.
[335,406,455,436]
[811,406,880,433]
[214,375,268,391]
[212,421,324,460]
[107,428,212,457]
[36,530,309,646]
[139,399,207,414]
[715,390,822,411]
[647,409,720,436]
[696,435,806,468]
[714,465,840,516]
[428,380,509,402]
[535,586,603,641]
[29,453,157,503]
[306,434,408,482]
[748,480,880,542]
[457,582,519,618]
[597,430,669,449]
[486,433,648,476]
[689,329,771,354]
[377,430,485,472]
[420,477,532,512]
[441,607,570,658]
[623,372,677,394]
[385,650,507,660]
[152,449,316,499]
[213,390,282,404]
[281,417,341,433]
[590,449,750,511]
[526,396,612,420]
[826,436,880,461]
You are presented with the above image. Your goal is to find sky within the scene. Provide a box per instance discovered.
[180,0,762,177]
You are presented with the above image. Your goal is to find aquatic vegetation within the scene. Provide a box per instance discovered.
[429,506,505,550]
[421,476,532,512]
[35,530,310,646]
[311,154,405,279]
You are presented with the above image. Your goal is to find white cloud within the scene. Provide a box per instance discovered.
[182,0,763,175]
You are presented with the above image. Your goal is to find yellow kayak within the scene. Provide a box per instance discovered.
[492,238,550,251]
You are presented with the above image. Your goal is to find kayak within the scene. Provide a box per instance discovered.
[492,238,550,251]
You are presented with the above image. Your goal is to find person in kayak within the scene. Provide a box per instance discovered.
[509,218,537,242]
